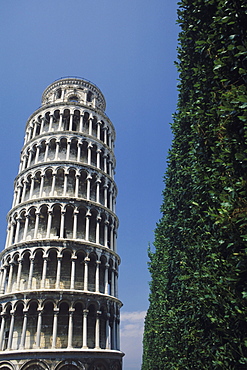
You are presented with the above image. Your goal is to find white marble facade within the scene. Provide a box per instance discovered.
[0,78,123,370]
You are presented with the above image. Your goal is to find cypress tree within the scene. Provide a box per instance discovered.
[142,1,247,369]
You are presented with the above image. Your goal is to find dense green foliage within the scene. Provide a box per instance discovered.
[142,1,247,369]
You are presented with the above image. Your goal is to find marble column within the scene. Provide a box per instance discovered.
[85,212,91,241]
[60,211,66,238]
[7,262,14,293]
[35,145,41,164]
[86,175,92,200]
[0,267,7,294]
[83,257,90,291]
[67,309,75,348]
[34,211,40,239]
[52,308,59,348]
[46,210,53,238]
[27,257,34,289]
[77,142,82,162]
[70,257,77,290]
[95,260,101,293]
[96,216,101,244]
[0,313,6,350]
[36,310,42,348]
[66,141,71,161]
[55,140,60,160]
[82,309,89,349]
[58,112,63,131]
[51,173,56,196]
[55,257,62,289]
[104,263,109,295]
[29,176,35,199]
[16,258,23,291]
[95,311,101,349]
[105,313,110,350]
[7,310,15,350]
[39,174,45,197]
[41,257,48,289]
[49,114,53,131]
[44,141,49,162]
[19,309,28,349]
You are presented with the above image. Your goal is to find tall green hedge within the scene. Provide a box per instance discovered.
[142,1,247,369]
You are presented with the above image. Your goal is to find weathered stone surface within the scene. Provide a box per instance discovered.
[0,78,123,369]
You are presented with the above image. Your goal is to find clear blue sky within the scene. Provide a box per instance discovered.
[0,1,179,369]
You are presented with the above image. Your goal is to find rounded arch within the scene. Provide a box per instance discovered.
[3,302,12,316]
[11,251,20,264]
[26,298,39,311]
[55,361,83,370]
[12,299,25,312]
[33,168,42,179]
[0,362,14,370]
[41,299,55,311]
[20,248,32,258]
[20,360,49,370]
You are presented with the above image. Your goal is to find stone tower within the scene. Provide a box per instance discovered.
[0,77,123,370]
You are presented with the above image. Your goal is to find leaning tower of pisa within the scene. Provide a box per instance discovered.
[0,77,123,370]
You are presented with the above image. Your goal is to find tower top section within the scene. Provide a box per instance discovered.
[42,77,106,112]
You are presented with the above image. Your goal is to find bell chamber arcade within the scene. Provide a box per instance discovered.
[0,77,124,370]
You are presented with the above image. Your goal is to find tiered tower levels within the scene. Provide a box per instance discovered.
[0,78,123,370]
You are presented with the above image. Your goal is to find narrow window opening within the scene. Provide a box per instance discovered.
[56,88,62,99]
[69,95,79,102]
[87,91,93,102]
